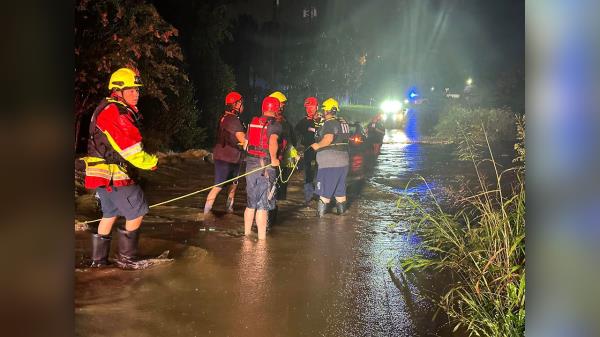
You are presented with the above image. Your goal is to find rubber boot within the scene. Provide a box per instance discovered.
[266,207,278,231]
[115,227,143,270]
[317,199,328,218]
[90,234,111,267]
[336,201,348,215]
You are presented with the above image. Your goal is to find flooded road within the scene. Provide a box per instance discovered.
[75,130,492,337]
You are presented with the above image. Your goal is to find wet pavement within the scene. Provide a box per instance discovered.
[75,130,487,337]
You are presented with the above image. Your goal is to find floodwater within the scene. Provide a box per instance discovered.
[75,129,512,337]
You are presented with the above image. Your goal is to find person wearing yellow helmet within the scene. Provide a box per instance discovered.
[83,67,158,269]
[268,91,298,229]
[268,91,287,112]
[267,91,298,227]
[310,98,351,217]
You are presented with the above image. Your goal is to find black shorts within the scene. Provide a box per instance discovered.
[214,159,241,186]
[96,185,149,220]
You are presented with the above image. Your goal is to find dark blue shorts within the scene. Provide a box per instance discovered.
[214,160,241,186]
[96,185,149,220]
[315,166,349,199]
[245,165,277,211]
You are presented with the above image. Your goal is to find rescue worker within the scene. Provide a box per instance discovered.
[367,113,385,155]
[244,96,283,240]
[294,97,320,206]
[268,91,297,201]
[310,98,351,217]
[203,91,246,216]
[82,67,158,269]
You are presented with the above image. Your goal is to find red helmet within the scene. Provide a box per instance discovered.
[225,91,242,105]
[262,96,280,113]
[304,96,318,107]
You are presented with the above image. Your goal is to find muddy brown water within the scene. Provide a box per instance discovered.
[75,130,514,336]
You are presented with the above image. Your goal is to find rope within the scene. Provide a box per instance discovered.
[278,156,301,184]
[277,143,316,184]
[77,163,273,225]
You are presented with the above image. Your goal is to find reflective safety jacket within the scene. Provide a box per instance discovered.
[82,95,157,189]
[315,116,351,152]
[246,116,273,158]
[246,116,287,160]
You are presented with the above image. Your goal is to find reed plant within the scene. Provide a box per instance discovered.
[399,124,525,337]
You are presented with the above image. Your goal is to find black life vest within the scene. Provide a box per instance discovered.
[316,116,351,152]
[87,98,140,166]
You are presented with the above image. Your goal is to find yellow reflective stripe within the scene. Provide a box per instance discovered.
[86,171,111,179]
[102,131,157,170]
[124,151,157,170]
[121,142,143,158]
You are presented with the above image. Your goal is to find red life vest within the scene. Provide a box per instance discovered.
[246,116,273,158]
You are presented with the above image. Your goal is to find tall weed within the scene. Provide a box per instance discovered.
[400,125,525,337]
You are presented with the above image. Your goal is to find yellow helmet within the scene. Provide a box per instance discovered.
[321,98,339,113]
[108,68,143,90]
[269,91,287,103]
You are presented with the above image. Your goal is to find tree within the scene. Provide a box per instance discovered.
[75,0,193,152]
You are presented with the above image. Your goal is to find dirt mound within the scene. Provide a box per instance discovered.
[155,149,211,165]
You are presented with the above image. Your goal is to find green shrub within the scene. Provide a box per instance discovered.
[435,105,516,143]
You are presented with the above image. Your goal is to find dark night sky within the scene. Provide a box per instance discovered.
[154,0,524,92]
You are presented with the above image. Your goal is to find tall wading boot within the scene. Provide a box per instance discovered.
[266,206,278,231]
[90,234,111,267]
[115,227,146,270]
[317,199,328,218]
[336,201,348,215]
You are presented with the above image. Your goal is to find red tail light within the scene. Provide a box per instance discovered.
[351,136,363,144]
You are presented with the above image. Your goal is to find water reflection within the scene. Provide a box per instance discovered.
[233,238,270,335]
[404,108,419,142]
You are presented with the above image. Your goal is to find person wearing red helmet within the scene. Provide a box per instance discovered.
[294,96,320,206]
[243,96,283,239]
[203,91,246,219]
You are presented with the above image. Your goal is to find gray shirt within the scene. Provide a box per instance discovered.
[316,118,349,168]
[316,149,349,168]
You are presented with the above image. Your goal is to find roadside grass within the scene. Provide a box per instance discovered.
[398,125,525,337]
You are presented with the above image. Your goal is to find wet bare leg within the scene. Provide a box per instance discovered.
[226,184,237,211]
[125,215,143,232]
[255,210,268,240]
[334,196,347,203]
[204,187,222,213]
[97,216,117,235]
[244,207,256,236]
[320,196,331,203]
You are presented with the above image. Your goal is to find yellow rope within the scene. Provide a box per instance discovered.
[278,156,301,184]
[77,163,273,225]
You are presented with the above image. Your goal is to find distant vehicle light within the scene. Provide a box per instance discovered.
[380,100,402,113]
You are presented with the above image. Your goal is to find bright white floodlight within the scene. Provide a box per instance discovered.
[380,100,402,114]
